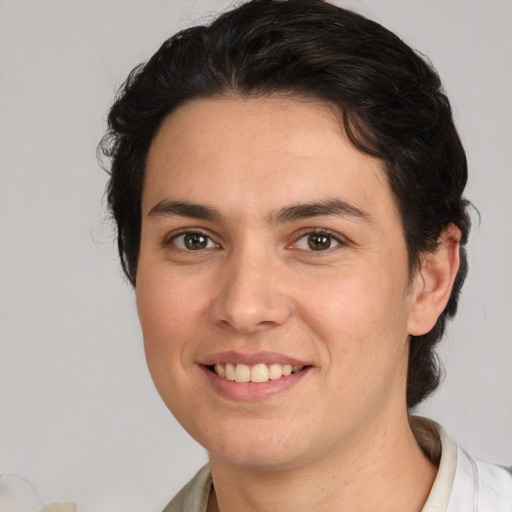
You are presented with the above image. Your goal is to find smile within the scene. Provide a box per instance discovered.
[209,362,305,383]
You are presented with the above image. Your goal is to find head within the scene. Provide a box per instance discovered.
[100,0,470,410]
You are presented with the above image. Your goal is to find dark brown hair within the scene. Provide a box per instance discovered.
[99,0,471,408]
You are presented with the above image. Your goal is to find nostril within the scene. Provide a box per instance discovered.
[208,275,294,334]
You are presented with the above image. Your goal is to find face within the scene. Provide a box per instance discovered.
[137,96,419,470]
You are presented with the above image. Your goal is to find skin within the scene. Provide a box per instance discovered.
[136,96,461,512]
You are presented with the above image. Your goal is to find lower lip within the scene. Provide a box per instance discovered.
[200,365,312,402]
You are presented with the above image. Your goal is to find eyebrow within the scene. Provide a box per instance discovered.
[147,198,371,225]
[270,199,372,225]
[148,200,221,221]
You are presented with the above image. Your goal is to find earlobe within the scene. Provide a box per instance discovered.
[407,224,461,336]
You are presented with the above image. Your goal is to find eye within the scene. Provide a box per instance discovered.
[293,231,341,251]
[170,231,217,251]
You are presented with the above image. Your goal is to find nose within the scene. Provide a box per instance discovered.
[209,250,293,334]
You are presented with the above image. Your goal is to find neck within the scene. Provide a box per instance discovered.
[207,413,437,512]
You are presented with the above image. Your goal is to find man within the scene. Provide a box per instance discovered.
[100,0,512,510]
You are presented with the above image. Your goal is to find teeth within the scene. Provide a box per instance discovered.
[234,363,251,382]
[225,363,236,381]
[268,363,283,380]
[212,362,304,382]
[251,364,269,383]
[214,363,226,378]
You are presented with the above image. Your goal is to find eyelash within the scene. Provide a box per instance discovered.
[166,230,219,251]
[165,228,346,253]
[290,229,346,252]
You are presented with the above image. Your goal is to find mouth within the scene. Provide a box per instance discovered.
[206,362,307,383]
[200,353,313,401]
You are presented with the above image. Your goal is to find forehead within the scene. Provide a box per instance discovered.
[143,95,397,226]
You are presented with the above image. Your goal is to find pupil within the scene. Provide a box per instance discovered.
[185,233,207,250]
[308,234,331,250]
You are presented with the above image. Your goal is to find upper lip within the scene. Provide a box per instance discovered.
[199,351,312,367]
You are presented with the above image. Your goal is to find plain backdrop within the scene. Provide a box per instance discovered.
[1,1,511,511]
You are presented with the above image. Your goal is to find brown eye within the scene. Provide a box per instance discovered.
[172,232,216,250]
[307,233,332,250]
[184,233,208,250]
[293,231,341,252]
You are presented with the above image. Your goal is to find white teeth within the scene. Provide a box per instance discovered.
[225,363,236,381]
[214,363,226,378]
[251,364,269,383]
[234,363,251,383]
[213,362,304,382]
[268,363,283,380]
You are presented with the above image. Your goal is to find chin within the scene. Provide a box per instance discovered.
[210,445,306,471]
[200,420,314,471]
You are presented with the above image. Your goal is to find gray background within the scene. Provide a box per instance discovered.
[1,1,511,510]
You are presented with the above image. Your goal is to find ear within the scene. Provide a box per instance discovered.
[407,223,461,336]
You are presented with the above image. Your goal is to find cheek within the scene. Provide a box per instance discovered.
[297,268,410,366]
[135,270,211,418]
[136,270,207,367]
[298,273,376,337]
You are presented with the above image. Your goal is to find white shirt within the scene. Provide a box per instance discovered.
[423,424,512,511]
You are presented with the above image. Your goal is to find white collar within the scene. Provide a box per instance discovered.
[420,421,512,512]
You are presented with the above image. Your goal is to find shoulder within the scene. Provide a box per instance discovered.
[453,452,512,512]
[161,464,212,512]
[420,418,512,512]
